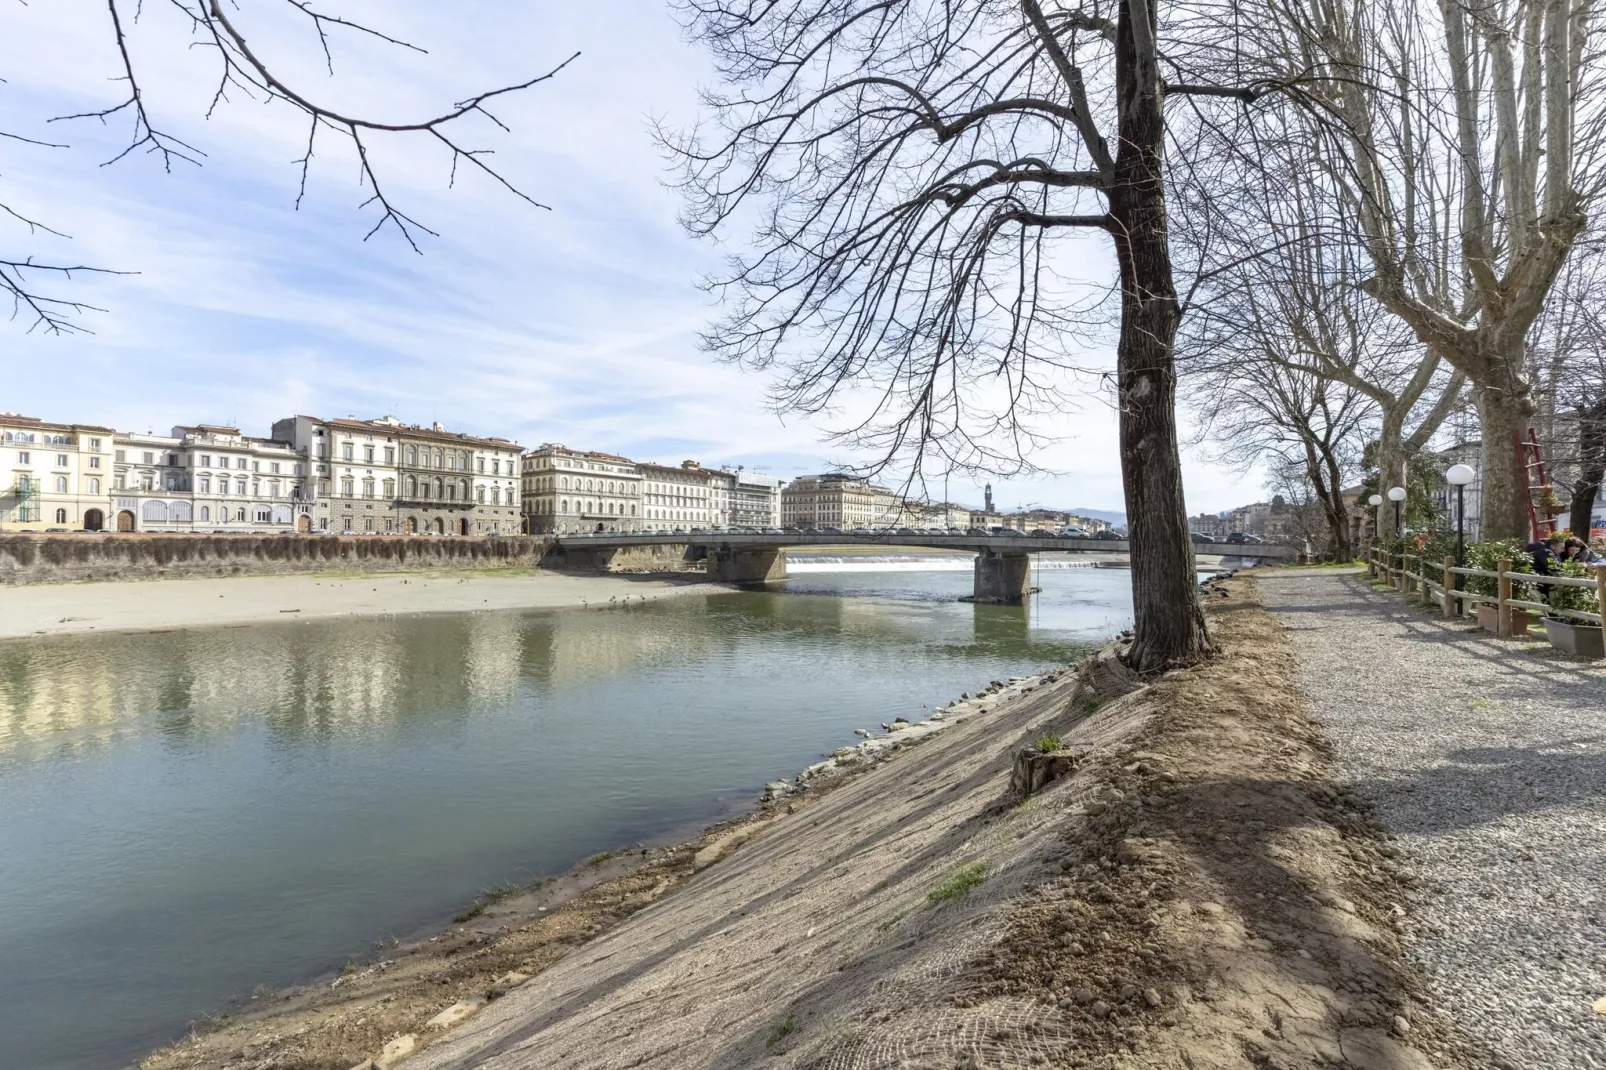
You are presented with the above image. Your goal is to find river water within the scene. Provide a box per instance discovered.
[0,562,1138,1070]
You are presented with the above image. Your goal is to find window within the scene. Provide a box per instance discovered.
[407,446,418,465]
[142,452,154,465]
[237,458,247,470]
[271,462,281,474]
[385,518,395,532]
[89,438,101,451]
[252,461,260,472]
[364,446,374,463]
[169,455,179,467]
[478,457,486,473]
[55,508,67,523]
[269,481,281,498]
[200,506,211,522]
[406,475,417,496]
[88,478,100,494]
[56,454,68,467]
[55,476,67,493]
[341,477,354,497]
[18,451,30,464]
[142,500,168,522]
[342,443,354,461]
[460,478,470,499]
[364,516,374,531]
[383,478,395,498]
[447,481,457,501]
[236,480,247,495]
[384,447,395,464]
[319,517,328,530]
[89,456,101,469]
[254,505,272,523]
[362,479,375,498]
[171,501,193,522]
[434,478,444,498]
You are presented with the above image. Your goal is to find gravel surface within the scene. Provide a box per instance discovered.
[1259,568,1606,1070]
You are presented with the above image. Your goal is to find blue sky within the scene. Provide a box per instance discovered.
[1,0,1260,515]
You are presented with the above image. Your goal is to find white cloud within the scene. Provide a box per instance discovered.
[1,0,1263,514]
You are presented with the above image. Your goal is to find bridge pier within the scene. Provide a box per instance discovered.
[708,546,788,587]
[973,550,1032,603]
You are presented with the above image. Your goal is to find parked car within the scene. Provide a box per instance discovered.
[1031,529,1058,538]
[1059,526,1089,538]
[850,527,873,535]
[1190,532,1216,543]
[1225,531,1264,544]
[896,527,919,535]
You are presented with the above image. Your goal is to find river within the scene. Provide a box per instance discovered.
[0,562,1139,1070]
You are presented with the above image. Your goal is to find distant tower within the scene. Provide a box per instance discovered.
[984,483,994,513]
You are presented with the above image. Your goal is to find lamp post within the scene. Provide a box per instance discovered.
[1446,464,1476,566]
[1368,493,1383,544]
[1387,485,1407,538]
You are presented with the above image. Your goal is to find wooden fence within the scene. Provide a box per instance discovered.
[1366,548,1606,638]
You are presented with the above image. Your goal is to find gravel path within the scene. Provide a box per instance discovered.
[1258,568,1606,1070]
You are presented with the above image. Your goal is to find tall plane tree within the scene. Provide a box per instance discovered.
[3,2,573,333]
[1230,0,1606,539]
[669,0,1268,671]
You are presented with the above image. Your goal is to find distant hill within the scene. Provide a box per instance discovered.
[1065,507,1127,529]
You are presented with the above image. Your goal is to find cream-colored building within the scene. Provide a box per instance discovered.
[109,425,310,532]
[781,474,884,529]
[639,460,730,531]
[0,413,115,531]
[522,445,642,534]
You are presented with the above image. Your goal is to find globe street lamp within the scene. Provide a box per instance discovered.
[1446,464,1476,566]
[1387,485,1407,537]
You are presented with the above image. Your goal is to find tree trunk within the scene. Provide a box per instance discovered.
[1373,412,1406,542]
[1110,0,1210,673]
[1571,399,1606,539]
[1475,378,1539,540]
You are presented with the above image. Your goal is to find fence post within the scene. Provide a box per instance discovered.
[1399,552,1412,594]
[1596,564,1606,625]
[1497,558,1513,637]
[1368,548,1377,578]
[1443,556,1457,619]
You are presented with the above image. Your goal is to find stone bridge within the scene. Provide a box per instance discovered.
[547,532,1299,602]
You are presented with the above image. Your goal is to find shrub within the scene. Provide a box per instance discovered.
[1033,733,1062,754]
[928,862,986,903]
[1463,538,1533,599]
[1545,558,1602,619]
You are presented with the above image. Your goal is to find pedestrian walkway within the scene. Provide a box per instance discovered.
[1258,568,1606,1070]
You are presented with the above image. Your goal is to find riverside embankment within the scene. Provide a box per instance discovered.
[141,576,1478,1070]
[0,533,552,585]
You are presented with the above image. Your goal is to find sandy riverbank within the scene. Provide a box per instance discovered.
[0,569,717,640]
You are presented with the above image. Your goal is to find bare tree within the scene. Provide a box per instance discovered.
[666,0,1285,671]
[1174,141,1465,546]
[3,1,576,333]
[1222,0,1605,540]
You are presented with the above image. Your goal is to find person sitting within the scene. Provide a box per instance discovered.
[1527,534,1565,576]
[1563,536,1605,565]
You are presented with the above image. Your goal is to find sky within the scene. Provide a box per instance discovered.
[0,1,1264,516]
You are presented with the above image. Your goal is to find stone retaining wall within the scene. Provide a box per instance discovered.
[0,534,553,585]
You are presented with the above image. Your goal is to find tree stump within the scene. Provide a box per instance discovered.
[1011,748,1081,798]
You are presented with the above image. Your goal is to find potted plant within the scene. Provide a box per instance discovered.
[1541,560,1604,658]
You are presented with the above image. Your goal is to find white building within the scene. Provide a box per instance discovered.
[640,460,729,531]
[730,472,783,529]
[1,413,115,531]
[110,425,310,532]
[521,445,643,534]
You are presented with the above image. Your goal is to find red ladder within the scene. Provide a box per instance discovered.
[1515,429,1559,540]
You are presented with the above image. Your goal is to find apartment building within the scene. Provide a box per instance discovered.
[730,472,783,530]
[0,413,115,531]
[639,460,731,531]
[109,425,308,532]
[521,444,642,534]
[781,473,884,529]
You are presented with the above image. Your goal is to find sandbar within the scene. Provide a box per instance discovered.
[0,569,716,640]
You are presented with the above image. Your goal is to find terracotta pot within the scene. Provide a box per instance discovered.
[1476,604,1531,636]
